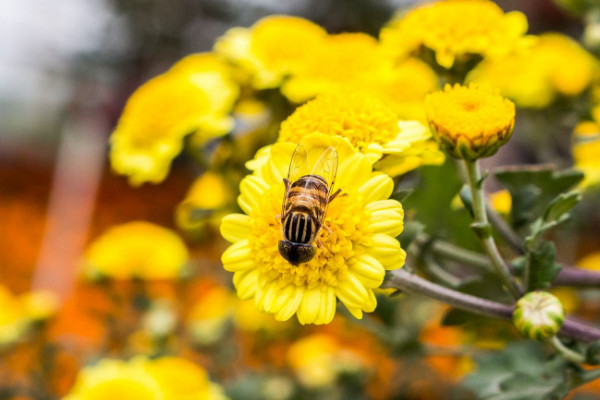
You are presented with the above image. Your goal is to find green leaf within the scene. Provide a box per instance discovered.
[495,166,583,230]
[463,342,569,400]
[526,241,561,291]
[543,191,582,227]
[459,184,474,217]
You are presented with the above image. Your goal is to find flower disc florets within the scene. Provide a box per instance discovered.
[425,83,516,160]
[220,136,406,324]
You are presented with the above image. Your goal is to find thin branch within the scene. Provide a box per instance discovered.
[385,268,600,342]
[463,160,523,298]
[415,233,600,288]
[486,204,525,254]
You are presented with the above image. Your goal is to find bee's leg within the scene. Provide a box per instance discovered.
[316,239,331,253]
[329,188,345,202]
[283,178,290,192]
[322,224,332,234]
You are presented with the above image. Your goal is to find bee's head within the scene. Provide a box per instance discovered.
[278,240,317,265]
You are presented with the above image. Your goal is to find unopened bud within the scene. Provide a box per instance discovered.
[513,291,565,340]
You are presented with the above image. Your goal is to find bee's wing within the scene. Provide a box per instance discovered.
[310,146,338,198]
[287,143,310,184]
[282,144,310,216]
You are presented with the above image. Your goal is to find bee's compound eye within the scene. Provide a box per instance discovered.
[278,241,317,265]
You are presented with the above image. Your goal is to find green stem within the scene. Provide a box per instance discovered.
[463,160,523,299]
[550,336,585,363]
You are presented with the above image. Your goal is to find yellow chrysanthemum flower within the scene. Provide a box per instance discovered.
[176,171,234,234]
[146,357,229,400]
[425,84,516,160]
[572,120,600,188]
[468,33,598,108]
[577,251,600,271]
[275,91,443,172]
[381,0,528,69]
[82,222,189,280]
[489,189,512,215]
[110,53,239,186]
[286,333,368,389]
[0,287,57,347]
[220,136,406,324]
[214,15,327,89]
[63,358,165,400]
[63,357,228,400]
[281,32,387,103]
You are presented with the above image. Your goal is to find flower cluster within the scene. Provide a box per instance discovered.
[63,357,229,400]
[82,222,190,280]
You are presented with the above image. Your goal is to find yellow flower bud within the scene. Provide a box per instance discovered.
[425,84,516,160]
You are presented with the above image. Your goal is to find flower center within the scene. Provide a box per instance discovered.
[249,185,371,289]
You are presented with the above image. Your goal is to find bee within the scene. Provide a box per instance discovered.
[278,144,342,265]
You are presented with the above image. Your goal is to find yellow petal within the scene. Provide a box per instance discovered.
[271,284,296,313]
[350,254,385,288]
[336,273,369,309]
[363,290,377,312]
[358,174,394,203]
[238,175,269,214]
[335,153,371,192]
[316,287,336,325]
[346,307,363,320]
[220,214,251,242]
[221,240,255,271]
[261,283,281,313]
[367,200,404,236]
[233,270,258,299]
[275,287,303,321]
[366,234,406,270]
[297,288,322,325]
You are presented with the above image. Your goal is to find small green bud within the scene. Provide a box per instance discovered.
[513,291,565,340]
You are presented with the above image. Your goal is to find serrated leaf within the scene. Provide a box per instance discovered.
[463,342,569,400]
[526,240,561,291]
[495,166,583,230]
[543,191,581,225]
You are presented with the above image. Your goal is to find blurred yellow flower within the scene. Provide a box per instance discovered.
[110,53,239,186]
[572,120,600,188]
[381,0,528,69]
[63,357,228,400]
[281,32,386,103]
[489,189,512,215]
[468,33,598,108]
[146,357,229,400]
[214,15,326,89]
[176,171,235,235]
[577,251,600,271]
[0,287,58,347]
[286,333,369,389]
[82,222,189,280]
[187,285,236,345]
[369,57,441,122]
[220,136,405,324]
[425,84,515,160]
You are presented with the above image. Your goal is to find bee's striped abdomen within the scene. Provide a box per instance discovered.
[283,212,315,244]
[281,174,328,245]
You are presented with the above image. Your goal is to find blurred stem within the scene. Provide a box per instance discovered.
[463,159,523,299]
[384,269,600,342]
[486,204,525,254]
[549,336,585,364]
[416,233,600,288]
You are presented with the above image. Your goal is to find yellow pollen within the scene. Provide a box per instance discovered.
[279,92,399,151]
